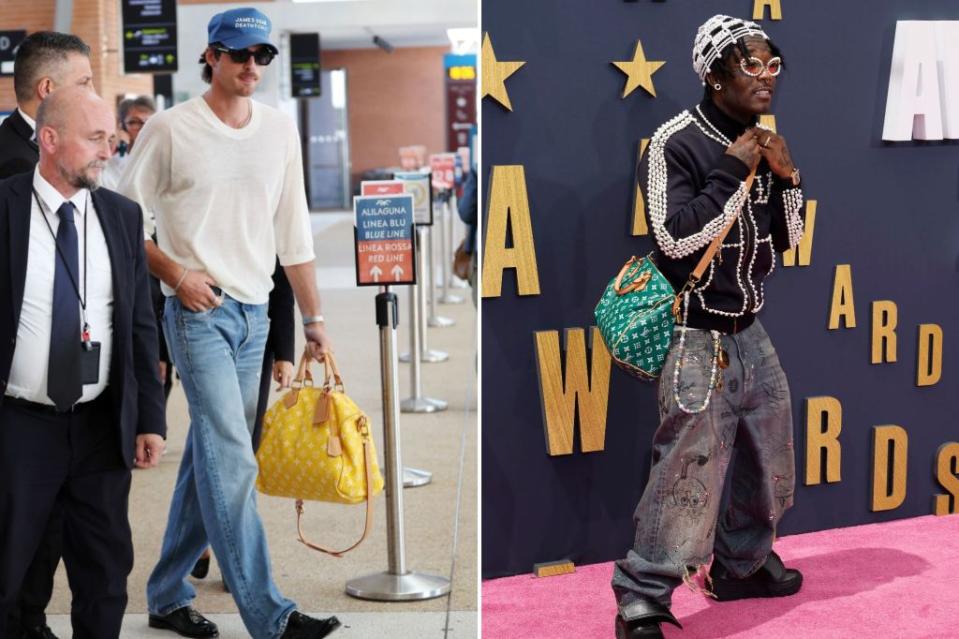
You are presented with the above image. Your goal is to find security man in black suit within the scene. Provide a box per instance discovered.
[0,32,93,181]
[0,108,38,179]
[0,86,166,639]
[0,32,96,639]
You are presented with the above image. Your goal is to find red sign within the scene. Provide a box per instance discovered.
[356,238,414,284]
[430,153,456,190]
[361,180,404,196]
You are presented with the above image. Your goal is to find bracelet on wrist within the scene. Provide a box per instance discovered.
[302,314,325,326]
[173,268,189,293]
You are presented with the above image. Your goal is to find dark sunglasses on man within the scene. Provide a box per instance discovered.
[207,45,276,66]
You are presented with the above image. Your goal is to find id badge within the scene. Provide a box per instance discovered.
[80,341,101,385]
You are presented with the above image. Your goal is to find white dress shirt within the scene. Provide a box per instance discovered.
[6,168,114,405]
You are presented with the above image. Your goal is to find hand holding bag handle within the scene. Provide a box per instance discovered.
[291,350,377,557]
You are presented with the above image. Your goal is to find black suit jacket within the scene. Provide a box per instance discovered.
[0,110,39,180]
[0,172,166,466]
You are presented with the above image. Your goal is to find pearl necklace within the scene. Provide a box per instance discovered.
[695,105,732,146]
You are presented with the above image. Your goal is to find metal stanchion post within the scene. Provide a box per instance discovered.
[400,232,449,361]
[401,228,448,412]
[422,226,452,351]
[398,289,434,485]
[346,288,449,601]
[426,223,455,327]
[438,191,463,304]
[448,191,469,290]
[398,286,414,363]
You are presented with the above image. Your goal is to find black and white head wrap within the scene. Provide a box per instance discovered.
[692,14,769,85]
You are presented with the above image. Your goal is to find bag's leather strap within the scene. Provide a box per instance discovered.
[294,423,376,557]
[321,352,345,392]
[613,258,653,295]
[291,350,344,394]
[671,167,758,319]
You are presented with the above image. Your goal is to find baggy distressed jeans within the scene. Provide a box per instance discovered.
[611,319,795,618]
[146,296,296,639]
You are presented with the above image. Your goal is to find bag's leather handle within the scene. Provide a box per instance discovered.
[294,419,376,557]
[671,167,758,319]
[291,349,344,392]
[321,352,345,392]
[292,352,314,388]
[613,258,653,296]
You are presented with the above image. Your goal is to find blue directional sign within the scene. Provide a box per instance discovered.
[354,194,415,286]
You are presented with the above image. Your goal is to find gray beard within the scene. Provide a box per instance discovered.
[59,163,101,191]
[73,173,100,191]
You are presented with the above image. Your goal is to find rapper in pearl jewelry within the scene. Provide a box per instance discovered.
[612,13,806,637]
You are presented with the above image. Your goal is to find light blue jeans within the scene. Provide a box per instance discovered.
[612,320,795,618]
[147,296,296,639]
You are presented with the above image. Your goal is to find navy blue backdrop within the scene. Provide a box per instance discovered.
[482,0,959,579]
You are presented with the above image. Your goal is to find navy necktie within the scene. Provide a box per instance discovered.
[48,201,82,411]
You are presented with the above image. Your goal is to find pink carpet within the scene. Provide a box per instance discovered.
[482,515,959,638]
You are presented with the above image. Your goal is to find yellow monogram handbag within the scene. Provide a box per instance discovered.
[256,351,385,556]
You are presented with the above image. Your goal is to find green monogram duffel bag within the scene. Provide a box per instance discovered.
[594,254,675,381]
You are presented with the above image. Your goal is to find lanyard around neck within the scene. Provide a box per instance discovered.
[32,188,91,337]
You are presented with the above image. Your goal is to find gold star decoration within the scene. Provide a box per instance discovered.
[482,33,526,111]
[612,40,665,99]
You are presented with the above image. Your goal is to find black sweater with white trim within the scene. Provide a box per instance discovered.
[638,99,804,334]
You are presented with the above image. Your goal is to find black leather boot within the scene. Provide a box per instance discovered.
[614,599,682,639]
[709,551,803,601]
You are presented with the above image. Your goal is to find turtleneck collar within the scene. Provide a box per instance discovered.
[697,98,758,143]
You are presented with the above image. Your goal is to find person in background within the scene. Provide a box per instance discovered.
[457,167,478,306]
[0,30,95,639]
[101,95,156,191]
[0,32,94,182]
[0,85,166,639]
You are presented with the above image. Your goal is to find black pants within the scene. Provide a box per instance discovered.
[5,363,170,636]
[251,354,274,452]
[0,396,133,639]
[4,508,61,634]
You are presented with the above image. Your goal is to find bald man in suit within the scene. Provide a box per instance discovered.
[0,86,166,639]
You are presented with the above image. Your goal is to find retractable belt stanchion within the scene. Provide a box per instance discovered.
[421,226,452,354]
[353,191,434,487]
[400,279,434,485]
[426,219,456,326]
[345,287,450,601]
[401,226,448,413]
[399,288,415,364]
[437,190,463,304]
[440,190,463,304]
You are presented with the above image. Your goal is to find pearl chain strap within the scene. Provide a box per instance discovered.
[672,292,722,415]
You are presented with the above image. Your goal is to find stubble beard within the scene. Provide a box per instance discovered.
[59,161,104,192]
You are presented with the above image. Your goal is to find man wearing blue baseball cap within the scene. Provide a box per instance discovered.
[118,7,339,639]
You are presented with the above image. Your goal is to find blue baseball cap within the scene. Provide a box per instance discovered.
[207,8,278,53]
